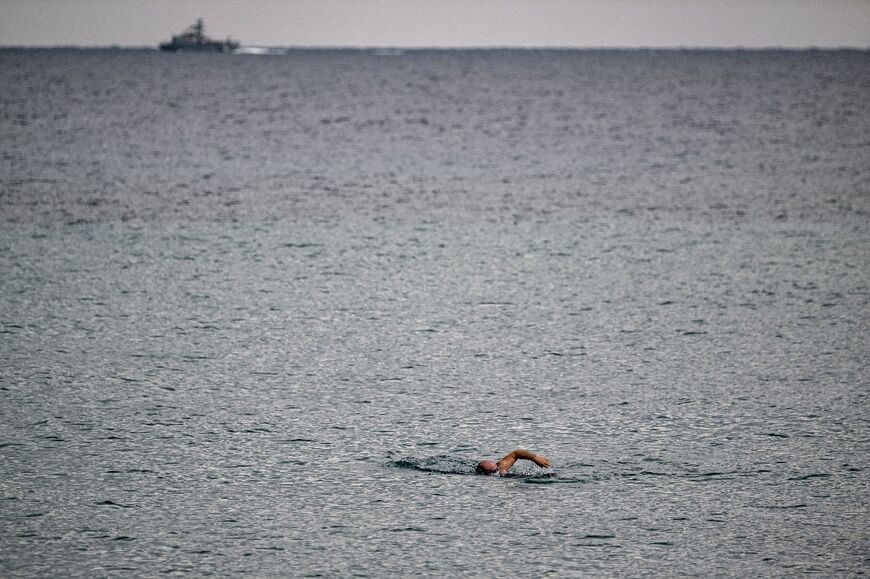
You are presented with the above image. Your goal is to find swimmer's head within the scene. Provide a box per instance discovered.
[476,460,498,475]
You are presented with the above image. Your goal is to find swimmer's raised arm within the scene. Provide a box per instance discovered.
[496,449,551,475]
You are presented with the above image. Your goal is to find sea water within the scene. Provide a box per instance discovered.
[1,48,868,576]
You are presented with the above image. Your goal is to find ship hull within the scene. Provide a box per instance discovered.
[159,41,239,53]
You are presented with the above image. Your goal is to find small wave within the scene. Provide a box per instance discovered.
[95,500,138,509]
[787,473,830,481]
[235,46,289,56]
[520,475,578,484]
[387,455,475,475]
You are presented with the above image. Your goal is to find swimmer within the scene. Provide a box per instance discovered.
[476,449,551,476]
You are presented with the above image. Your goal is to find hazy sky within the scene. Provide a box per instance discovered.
[1,0,869,48]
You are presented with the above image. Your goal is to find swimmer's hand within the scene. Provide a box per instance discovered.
[496,449,551,474]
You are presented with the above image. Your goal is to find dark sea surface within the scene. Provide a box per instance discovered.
[1,48,869,576]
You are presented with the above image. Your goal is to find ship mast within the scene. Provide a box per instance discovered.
[194,18,204,44]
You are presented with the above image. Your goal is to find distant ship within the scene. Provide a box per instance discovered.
[159,19,240,53]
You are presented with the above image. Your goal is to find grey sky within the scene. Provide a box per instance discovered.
[1,0,868,48]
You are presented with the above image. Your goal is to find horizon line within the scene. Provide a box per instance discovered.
[2,44,869,51]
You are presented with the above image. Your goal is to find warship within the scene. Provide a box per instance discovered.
[159,19,240,53]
